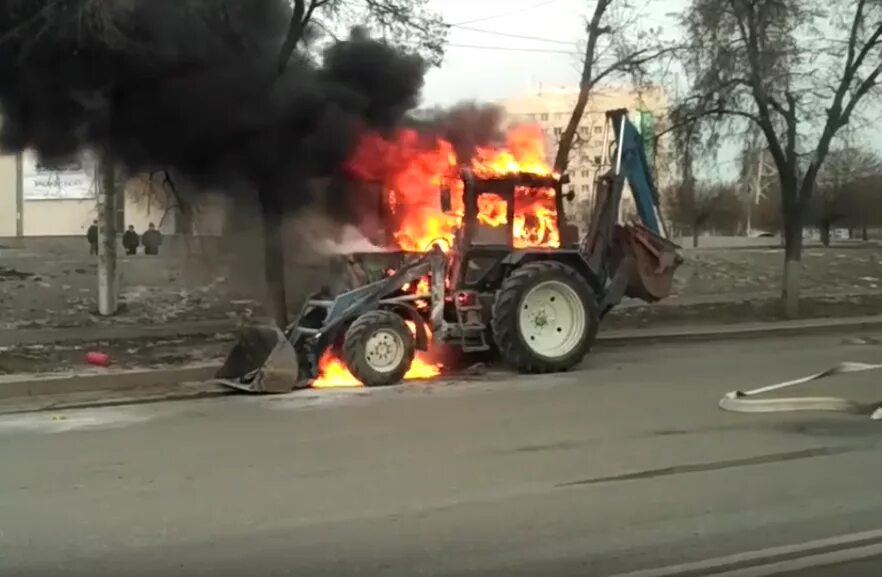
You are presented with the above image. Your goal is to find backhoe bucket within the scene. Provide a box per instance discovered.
[216,324,304,393]
[622,224,683,303]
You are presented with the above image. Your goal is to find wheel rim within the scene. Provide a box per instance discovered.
[364,329,406,373]
[518,280,586,358]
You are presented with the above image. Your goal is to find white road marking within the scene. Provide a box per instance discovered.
[709,542,882,576]
[607,528,882,577]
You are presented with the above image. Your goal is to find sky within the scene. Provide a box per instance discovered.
[418,0,731,175]
[421,0,588,105]
[421,0,686,106]
[416,0,880,183]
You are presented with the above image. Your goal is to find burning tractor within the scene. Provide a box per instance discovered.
[217,109,682,392]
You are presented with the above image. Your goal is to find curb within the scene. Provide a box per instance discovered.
[3,316,882,407]
[598,315,882,345]
[0,363,221,401]
[0,320,236,347]
[0,382,233,416]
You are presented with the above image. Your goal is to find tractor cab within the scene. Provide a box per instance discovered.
[440,171,580,248]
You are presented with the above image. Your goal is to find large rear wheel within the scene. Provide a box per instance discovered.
[491,261,598,373]
[343,310,415,387]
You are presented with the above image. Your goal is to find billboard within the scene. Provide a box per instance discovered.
[23,151,97,200]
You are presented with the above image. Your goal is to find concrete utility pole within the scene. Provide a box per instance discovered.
[96,159,118,316]
[746,150,770,237]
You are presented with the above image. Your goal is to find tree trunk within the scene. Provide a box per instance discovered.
[97,159,119,316]
[820,221,831,247]
[692,226,699,248]
[848,227,855,240]
[552,0,610,174]
[781,207,803,319]
[554,88,589,174]
[259,187,288,328]
[862,226,869,241]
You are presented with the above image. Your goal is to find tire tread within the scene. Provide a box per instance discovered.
[491,261,599,374]
[342,310,415,387]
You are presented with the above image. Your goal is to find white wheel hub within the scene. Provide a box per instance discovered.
[518,280,586,358]
[364,329,405,373]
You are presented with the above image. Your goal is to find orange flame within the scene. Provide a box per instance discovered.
[311,321,442,389]
[319,124,560,388]
[345,124,560,253]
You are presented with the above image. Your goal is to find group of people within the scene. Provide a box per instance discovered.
[86,221,163,256]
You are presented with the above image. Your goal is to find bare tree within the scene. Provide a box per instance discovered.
[254,1,445,327]
[674,0,882,317]
[666,123,742,247]
[813,147,882,244]
[1,1,446,328]
[277,0,447,73]
[554,0,678,174]
[668,181,742,246]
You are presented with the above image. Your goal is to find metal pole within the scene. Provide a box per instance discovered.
[593,114,612,211]
[614,114,627,175]
[748,152,765,237]
[430,249,445,335]
[15,153,23,237]
[615,114,627,223]
[97,159,118,316]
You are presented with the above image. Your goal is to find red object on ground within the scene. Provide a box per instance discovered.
[85,351,111,367]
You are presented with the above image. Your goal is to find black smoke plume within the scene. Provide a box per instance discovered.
[318,102,508,235]
[405,102,506,162]
[0,0,427,211]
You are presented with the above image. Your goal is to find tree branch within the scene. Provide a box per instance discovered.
[277,0,331,76]
[800,6,882,201]
[728,0,789,187]
[551,0,612,173]
[784,90,798,163]
[591,44,681,86]
[841,59,882,126]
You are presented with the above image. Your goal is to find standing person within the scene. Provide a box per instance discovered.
[86,220,98,255]
[122,225,140,255]
[142,222,162,255]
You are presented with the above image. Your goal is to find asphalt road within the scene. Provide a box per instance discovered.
[2,332,882,576]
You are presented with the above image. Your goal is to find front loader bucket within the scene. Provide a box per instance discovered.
[216,324,304,393]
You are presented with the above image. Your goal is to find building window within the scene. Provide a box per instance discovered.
[540,113,549,121]
[581,185,591,193]
[594,126,603,133]
[594,155,602,164]
[554,127,563,136]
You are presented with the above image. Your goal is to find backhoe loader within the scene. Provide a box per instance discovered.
[217,109,682,392]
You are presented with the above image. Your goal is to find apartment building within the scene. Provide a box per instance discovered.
[501,85,668,224]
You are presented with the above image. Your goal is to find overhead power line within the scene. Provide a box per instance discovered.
[452,0,567,26]
[445,43,577,54]
[450,24,577,46]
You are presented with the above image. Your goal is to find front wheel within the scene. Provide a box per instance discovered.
[491,261,599,374]
[342,310,415,387]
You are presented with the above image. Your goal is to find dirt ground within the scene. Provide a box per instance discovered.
[1,240,880,374]
[1,240,880,332]
[605,243,882,328]
[0,249,249,330]
[667,244,882,300]
[0,333,234,375]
